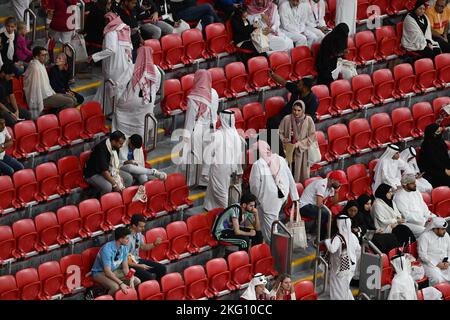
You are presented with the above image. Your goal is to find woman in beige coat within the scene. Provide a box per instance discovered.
[278,100,316,183]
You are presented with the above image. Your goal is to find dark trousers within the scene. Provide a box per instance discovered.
[300,204,330,239]
[175,4,221,29]
[414,46,441,59]
[134,259,167,282]
[433,36,450,53]
[0,103,31,127]
[218,229,263,251]
[0,154,24,176]
[71,91,85,105]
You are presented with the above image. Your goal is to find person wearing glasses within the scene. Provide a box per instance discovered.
[126,214,167,282]
[91,227,141,296]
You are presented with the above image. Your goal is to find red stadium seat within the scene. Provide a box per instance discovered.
[421,192,433,211]
[12,76,27,109]
[79,198,107,236]
[208,68,227,98]
[414,58,438,92]
[144,228,170,262]
[206,258,235,296]
[355,30,377,64]
[138,280,163,300]
[12,120,39,158]
[225,62,253,98]
[250,243,277,277]
[0,226,15,263]
[351,74,375,109]
[144,179,170,218]
[184,265,213,300]
[144,39,162,66]
[330,80,354,114]
[115,288,138,300]
[160,34,184,70]
[38,261,64,299]
[13,169,43,205]
[369,159,379,184]
[432,96,450,121]
[58,108,83,145]
[0,175,17,213]
[100,192,126,229]
[56,205,83,243]
[284,183,305,219]
[165,173,193,210]
[187,214,218,251]
[434,282,450,300]
[182,28,208,63]
[348,118,371,153]
[315,130,328,161]
[294,280,318,300]
[435,53,450,85]
[94,295,114,300]
[226,108,245,134]
[375,25,400,60]
[432,187,450,217]
[59,254,84,294]
[228,251,253,289]
[356,0,370,21]
[345,37,357,62]
[372,68,395,103]
[161,79,185,116]
[81,247,100,288]
[388,0,408,15]
[35,162,65,200]
[242,102,265,132]
[391,107,416,141]
[37,114,61,152]
[264,96,286,122]
[180,73,195,106]
[311,85,332,119]
[247,56,276,90]
[326,0,336,27]
[80,101,108,138]
[381,253,393,286]
[122,186,147,224]
[79,150,91,171]
[326,124,351,161]
[269,51,293,81]
[291,46,316,79]
[16,268,41,300]
[412,102,435,136]
[205,23,230,57]
[35,211,64,249]
[161,273,186,300]
[369,112,393,147]
[346,164,371,199]
[12,219,40,258]
[167,221,196,259]
[0,275,19,300]
[57,156,88,191]
[393,63,416,98]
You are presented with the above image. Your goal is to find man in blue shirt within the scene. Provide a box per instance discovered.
[91,227,141,295]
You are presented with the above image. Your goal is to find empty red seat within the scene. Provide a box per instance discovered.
[144,179,170,218]
[375,25,400,60]
[228,251,253,289]
[348,118,372,153]
[351,74,375,108]
[57,156,87,191]
[294,280,318,300]
[56,205,83,243]
[0,175,16,213]
[165,173,193,210]
[370,112,393,147]
[247,56,276,90]
[315,130,328,161]
[208,67,227,98]
[80,101,108,138]
[432,96,450,121]
[13,169,43,205]
[250,243,277,277]
[291,46,316,79]
[269,51,293,81]
[242,102,265,132]
[412,102,435,136]
[264,96,285,122]
[161,272,186,300]
[122,186,147,224]
[37,114,61,152]
[356,0,370,21]
[326,124,351,161]
[414,58,438,92]
[12,219,41,258]
[184,265,213,300]
[0,275,19,300]
[81,247,100,288]
[0,226,15,263]
[432,187,450,217]
[115,288,138,300]
[35,211,64,249]
[59,254,84,294]
[160,34,184,70]
[182,28,208,63]
[35,162,65,200]
[100,192,126,229]
[138,280,163,300]
[166,221,196,259]
[206,258,234,296]
[187,214,218,251]
[225,62,252,98]
[434,282,450,300]
[372,68,395,103]
[346,164,371,199]
[391,107,416,141]
[330,79,354,114]
[393,63,416,98]
[311,85,332,119]
[58,108,83,145]
[435,53,450,85]
[16,268,42,300]
[38,261,64,299]
[161,79,185,116]
[355,30,377,64]
[345,37,357,61]
[12,120,39,158]
[205,23,229,57]
[144,227,170,262]
[12,76,27,109]
[79,198,107,236]
[144,39,162,66]
[369,159,379,184]
[421,192,433,211]
[180,73,195,106]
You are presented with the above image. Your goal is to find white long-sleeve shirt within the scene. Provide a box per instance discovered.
[303,0,326,28]
[418,231,450,267]
[394,189,434,228]
[279,1,307,34]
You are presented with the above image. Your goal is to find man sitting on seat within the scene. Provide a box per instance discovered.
[212,192,263,251]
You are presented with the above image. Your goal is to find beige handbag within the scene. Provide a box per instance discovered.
[251,28,270,53]
[286,202,308,249]
[284,143,296,166]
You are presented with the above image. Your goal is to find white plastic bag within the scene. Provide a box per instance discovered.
[331,58,358,80]
[286,202,308,249]
[251,28,270,53]
[71,33,88,62]
[308,140,321,165]
[173,20,191,35]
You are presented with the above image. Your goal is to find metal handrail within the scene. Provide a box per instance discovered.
[64,43,76,79]
[317,255,329,295]
[156,65,165,104]
[271,220,293,274]
[102,79,116,116]
[144,113,158,151]
[313,205,332,291]
[24,8,36,43]
[77,0,85,31]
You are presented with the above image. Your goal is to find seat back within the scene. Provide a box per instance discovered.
[291,46,315,78]
[37,114,61,149]
[205,23,228,55]
[161,272,186,300]
[35,211,60,247]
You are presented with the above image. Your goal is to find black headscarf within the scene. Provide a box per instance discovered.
[340,200,359,216]
[354,194,376,232]
[374,183,394,209]
[408,0,428,34]
[357,194,372,214]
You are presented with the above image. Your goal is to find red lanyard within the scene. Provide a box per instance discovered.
[309,0,320,23]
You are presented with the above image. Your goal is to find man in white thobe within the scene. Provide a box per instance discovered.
[204,110,245,211]
[335,0,357,36]
[302,0,329,44]
[388,252,417,300]
[400,146,433,194]
[279,0,308,46]
[418,217,450,285]
[11,0,31,22]
[372,144,408,192]
[394,173,435,238]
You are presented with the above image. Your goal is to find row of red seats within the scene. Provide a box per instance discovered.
[6,101,108,159]
[0,172,193,264]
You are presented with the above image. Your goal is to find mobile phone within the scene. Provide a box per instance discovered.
[443,257,448,263]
